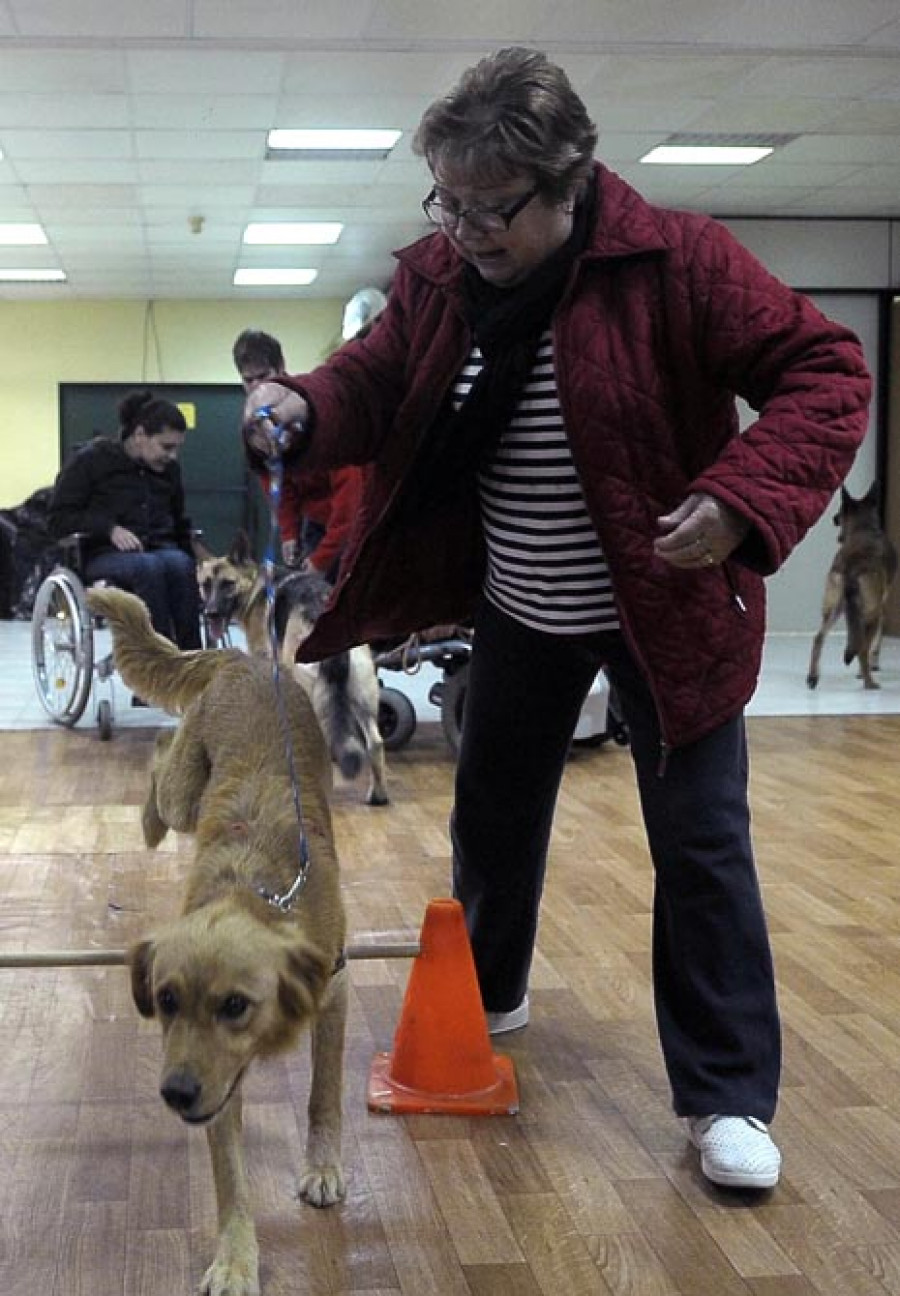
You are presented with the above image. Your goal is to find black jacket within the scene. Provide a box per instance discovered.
[48,437,192,558]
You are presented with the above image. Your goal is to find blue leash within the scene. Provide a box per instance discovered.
[253,407,310,912]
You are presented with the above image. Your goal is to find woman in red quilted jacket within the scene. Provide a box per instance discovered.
[242,48,871,1191]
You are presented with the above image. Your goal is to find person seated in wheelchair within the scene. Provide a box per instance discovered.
[47,389,202,650]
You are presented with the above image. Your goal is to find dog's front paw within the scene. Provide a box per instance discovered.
[297,1162,346,1207]
[199,1234,260,1296]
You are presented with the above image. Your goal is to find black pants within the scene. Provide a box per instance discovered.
[451,598,781,1121]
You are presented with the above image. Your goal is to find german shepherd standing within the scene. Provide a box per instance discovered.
[87,587,347,1296]
[195,532,389,806]
[807,483,898,690]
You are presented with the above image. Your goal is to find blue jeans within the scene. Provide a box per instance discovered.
[85,546,202,649]
[451,598,781,1121]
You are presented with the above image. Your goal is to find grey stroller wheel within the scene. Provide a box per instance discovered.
[378,686,417,751]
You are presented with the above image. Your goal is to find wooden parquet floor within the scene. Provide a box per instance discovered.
[2,714,900,1295]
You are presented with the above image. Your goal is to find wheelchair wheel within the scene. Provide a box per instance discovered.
[440,663,469,758]
[378,686,417,751]
[31,569,95,727]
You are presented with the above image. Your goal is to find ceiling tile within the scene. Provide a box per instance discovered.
[8,0,188,37]
[0,2,894,298]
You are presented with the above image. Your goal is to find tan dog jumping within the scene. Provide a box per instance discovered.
[87,587,347,1296]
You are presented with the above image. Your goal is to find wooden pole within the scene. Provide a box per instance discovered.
[0,939,420,970]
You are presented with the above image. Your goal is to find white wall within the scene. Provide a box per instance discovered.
[745,293,880,633]
[722,219,892,634]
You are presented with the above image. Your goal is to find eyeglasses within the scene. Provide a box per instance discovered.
[421,185,539,234]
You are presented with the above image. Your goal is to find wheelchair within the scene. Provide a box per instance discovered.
[31,532,207,741]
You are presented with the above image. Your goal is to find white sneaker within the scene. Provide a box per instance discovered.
[687,1115,781,1189]
[486,997,529,1036]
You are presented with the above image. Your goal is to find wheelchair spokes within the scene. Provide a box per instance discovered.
[31,569,95,726]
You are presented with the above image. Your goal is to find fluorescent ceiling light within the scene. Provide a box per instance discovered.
[243,222,342,245]
[0,268,66,281]
[233,268,318,286]
[267,128,401,152]
[640,145,773,166]
[0,223,48,245]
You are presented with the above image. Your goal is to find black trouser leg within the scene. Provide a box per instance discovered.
[603,641,781,1121]
[451,600,600,1011]
[451,601,781,1120]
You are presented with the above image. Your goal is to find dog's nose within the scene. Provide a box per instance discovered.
[161,1070,202,1114]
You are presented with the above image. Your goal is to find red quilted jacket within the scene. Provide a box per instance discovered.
[284,163,871,748]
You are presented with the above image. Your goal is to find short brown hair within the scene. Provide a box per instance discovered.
[413,47,597,201]
[232,329,285,374]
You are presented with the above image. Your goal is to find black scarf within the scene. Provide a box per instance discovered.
[395,184,595,523]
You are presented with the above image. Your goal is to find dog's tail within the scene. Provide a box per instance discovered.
[86,588,241,713]
[843,577,864,666]
[317,652,366,780]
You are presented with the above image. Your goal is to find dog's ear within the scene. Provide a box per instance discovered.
[191,533,213,561]
[230,529,253,565]
[128,939,157,1017]
[277,939,333,1023]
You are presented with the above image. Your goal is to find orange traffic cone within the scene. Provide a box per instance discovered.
[367,897,520,1116]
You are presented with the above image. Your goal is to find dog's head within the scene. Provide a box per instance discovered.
[129,902,333,1125]
[835,482,881,543]
[195,531,258,644]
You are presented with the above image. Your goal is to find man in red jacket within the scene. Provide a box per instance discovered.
[233,329,361,581]
[241,50,871,1191]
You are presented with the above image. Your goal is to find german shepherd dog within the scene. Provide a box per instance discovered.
[807,483,898,690]
[86,587,347,1296]
[195,533,389,806]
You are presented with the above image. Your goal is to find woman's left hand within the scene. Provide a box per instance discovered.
[654,492,750,569]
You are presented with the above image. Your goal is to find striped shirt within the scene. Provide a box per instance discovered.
[452,333,620,635]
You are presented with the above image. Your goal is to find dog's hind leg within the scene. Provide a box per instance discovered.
[353,649,390,806]
[843,576,881,687]
[298,967,347,1207]
[857,640,879,689]
[853,606,882,689]
[154,708,211,834]
[361,714,390,806]
[142,729,176,847]
[872,611,886,672]
[871,575,892,671]
[807,570,843,689]
[202,1090,260,1296]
